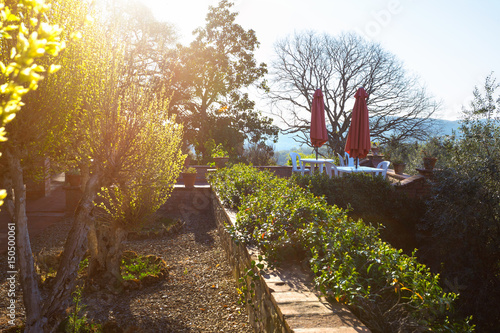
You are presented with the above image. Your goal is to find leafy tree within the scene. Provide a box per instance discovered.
[464,71,500,120]
[418,74,500,331]
[0,0,66,140]
[1,1,184,331]
[270,31,439,154]
[84,80,184,289]
[168,0,278,162]
[103,0,177,89]
[0,0,66,206]
[240,142,277,166]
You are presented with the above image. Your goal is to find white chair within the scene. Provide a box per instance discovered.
[337,153,345,166]
[289,152,310,175]
[345,152,355,167]
[324,161,339,178]
[375,161,390,179]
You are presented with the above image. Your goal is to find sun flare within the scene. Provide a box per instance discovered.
[136,0,219,42]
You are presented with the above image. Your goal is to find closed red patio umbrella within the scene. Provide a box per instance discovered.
[310,89,328,159]
[345,87,371,167]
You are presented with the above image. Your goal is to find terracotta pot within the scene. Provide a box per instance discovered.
[393,163,406,175]
[423,157,437,170]
[182,172,196,188]
[214,157,229,169]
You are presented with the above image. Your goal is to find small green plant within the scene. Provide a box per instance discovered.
[78,257,89,274]
[237,256,265,306]
[212,143,229,158]
[183,167,197,174]
[64,286,101,333]
[121,254,162,281]
[236,257,265,321]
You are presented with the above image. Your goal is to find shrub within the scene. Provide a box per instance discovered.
[416,119,500,331]
[208,164,473,332]
[305,217,468,332]
[292,172,424,254]
[207,163,277,208]
[235,178,338,264]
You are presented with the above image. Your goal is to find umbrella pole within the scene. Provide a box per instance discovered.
[315,147,318,160]
[356,157,358,169]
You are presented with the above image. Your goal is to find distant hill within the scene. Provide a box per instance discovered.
[273,118,462,152]
[432,119,462,136]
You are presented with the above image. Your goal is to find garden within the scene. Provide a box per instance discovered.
[1,0,499,332]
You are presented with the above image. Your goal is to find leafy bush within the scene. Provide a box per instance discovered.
[305,217,468,332]
[209,164,473,332]
[292,172,424,254]
[235,178,338,264]
[207,163,277,208]
[418,119,500,331]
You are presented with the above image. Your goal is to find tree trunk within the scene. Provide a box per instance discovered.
[41,173,102,332]
[4,148,44,332]
[0,171,15,219]
[87,221,128,290]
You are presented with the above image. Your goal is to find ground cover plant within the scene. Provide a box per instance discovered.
[208,164,474,332]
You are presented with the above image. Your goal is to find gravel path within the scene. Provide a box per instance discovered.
[0,208,253,332]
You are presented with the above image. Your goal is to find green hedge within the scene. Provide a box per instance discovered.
[208,164,473,332]
[292,172,424,254]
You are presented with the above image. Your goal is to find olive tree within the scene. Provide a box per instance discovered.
[1,1,184,331]
[270,31,439,154]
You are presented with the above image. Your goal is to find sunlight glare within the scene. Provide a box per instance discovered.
[136,0,220,43]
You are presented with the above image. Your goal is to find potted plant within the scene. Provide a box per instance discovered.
[422,151,438,170]
[392,160,406,175]
[182,167,197,188]
[212,144,229,169]
[65,168,81,187]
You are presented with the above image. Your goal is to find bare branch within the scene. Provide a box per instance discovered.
[269,31,439,153]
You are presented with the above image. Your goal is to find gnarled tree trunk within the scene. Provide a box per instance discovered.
[41,173,102,332]
[87,221,128,290]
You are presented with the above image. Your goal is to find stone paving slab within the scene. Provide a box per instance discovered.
[272,290,319,303]
[277,300,336,316]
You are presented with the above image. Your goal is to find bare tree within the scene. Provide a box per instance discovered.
[269,31,439,153]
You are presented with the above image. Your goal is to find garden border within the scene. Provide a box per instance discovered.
[211,190,370,333]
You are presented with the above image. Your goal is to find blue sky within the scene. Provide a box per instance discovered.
[140,0,500,121]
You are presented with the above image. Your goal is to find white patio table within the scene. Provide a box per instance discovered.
[337,165,384,177]
[300,158,335,175]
